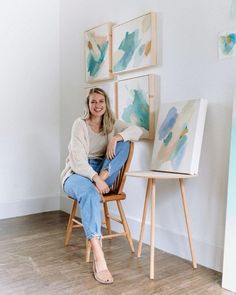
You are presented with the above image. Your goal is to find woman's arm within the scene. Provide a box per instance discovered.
[114,120,148,141]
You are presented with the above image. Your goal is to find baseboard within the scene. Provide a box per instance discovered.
[60,195,223,272]
[0,195,60,219]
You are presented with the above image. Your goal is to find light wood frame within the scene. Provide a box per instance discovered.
[116,74,155,140]
[85,22,113,83]
[112,12,157,74]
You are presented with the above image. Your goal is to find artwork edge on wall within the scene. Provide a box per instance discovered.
[112,12,157,75]
[116,74,156,140]
[84,22,114,83]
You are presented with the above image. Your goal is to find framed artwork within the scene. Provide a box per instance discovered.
[85,82,117,117]
[85,23,113,83]
[218,31,236,59]
[112,12,157,74]
[117,75,155,140]
[222,93,236,293]
[151,99,208,175]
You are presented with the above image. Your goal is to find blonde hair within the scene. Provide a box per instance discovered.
[83,88,116,134]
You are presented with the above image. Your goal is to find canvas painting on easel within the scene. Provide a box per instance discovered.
[151,98,207,175]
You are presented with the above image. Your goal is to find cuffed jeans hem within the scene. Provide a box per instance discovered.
[87,233,102,240]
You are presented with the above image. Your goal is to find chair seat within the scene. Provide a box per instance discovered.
[103,192,126,202]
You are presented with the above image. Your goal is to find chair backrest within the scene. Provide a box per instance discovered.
[109,142,134,195]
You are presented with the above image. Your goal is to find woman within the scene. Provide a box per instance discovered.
[61,88,145,284]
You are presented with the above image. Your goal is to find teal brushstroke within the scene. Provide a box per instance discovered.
[220,33,236,56]
[163,132,172,146]
[113,30,140,72]
[231,0,236,19]
[158,107,178,140]
[171,134,187,169]
[87,41,108,77]
[122,89,149,130]
[138,44,145,55]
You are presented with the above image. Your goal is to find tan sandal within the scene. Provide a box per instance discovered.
[93,261,114,284]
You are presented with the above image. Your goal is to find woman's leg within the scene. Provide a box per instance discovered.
[100,141,130,187]
[64,173,102,239]
[64,174,113,280]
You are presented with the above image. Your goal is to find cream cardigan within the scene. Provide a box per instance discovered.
[61,118,145,186]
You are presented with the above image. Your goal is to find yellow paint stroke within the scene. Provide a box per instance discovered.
[87,33,107,61]
[157,100,196,164]
[144,40,151,56]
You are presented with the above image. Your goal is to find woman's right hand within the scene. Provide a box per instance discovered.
[92,174,110,194]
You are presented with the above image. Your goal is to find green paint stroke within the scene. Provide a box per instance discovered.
[113,30,140,72]
[163,132,172,146]
[87,41,108,77]
[122,89,149,130]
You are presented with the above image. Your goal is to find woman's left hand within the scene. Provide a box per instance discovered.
[106,135,122,160]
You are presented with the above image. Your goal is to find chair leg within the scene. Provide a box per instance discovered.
[117,200,135,253]
[65,199,77,246]
[86,239,91,262]
[103,202,112,237]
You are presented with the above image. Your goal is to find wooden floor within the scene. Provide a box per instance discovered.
[0,211,234,295]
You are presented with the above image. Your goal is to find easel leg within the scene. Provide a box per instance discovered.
[137,178,152,258]
[150,178,156,279]
[179,178,197,269]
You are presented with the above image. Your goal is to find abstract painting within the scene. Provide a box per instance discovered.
[85,82,117,117]
[112,12,157,74]
[151,99,208,175]
[85,23,113,82]
[117,75,155,139]
[222,93,236,293]
[231,0,236,19]
[218,31,236,59]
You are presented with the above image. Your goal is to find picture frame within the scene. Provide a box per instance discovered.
[85,23,113,83]
[218,30,236,59]
[112,12,157,74]
[116,74,155,140]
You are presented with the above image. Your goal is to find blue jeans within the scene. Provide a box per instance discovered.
[63,141,130,240]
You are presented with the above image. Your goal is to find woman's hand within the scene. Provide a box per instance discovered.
[93,174,110,194]
[106,135,123,160]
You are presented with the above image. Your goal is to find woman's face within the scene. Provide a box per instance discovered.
[88,92,106,118]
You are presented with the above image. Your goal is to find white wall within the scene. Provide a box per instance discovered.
[60,0,236,272]
[0,0,61,218]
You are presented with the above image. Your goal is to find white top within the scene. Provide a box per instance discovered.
[87,125,107,159]
[61,118,147,185]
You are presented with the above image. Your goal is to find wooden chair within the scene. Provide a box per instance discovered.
[64,142,135,262]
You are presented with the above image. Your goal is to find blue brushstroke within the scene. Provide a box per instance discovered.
[158,107,178,140]
[220,33,236,56]
[113,30,140,72]
[122,89,149,130]
[87,41,108,77]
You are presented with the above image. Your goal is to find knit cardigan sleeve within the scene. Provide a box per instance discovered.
[113,120,148,141]
[68,119,97,180]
